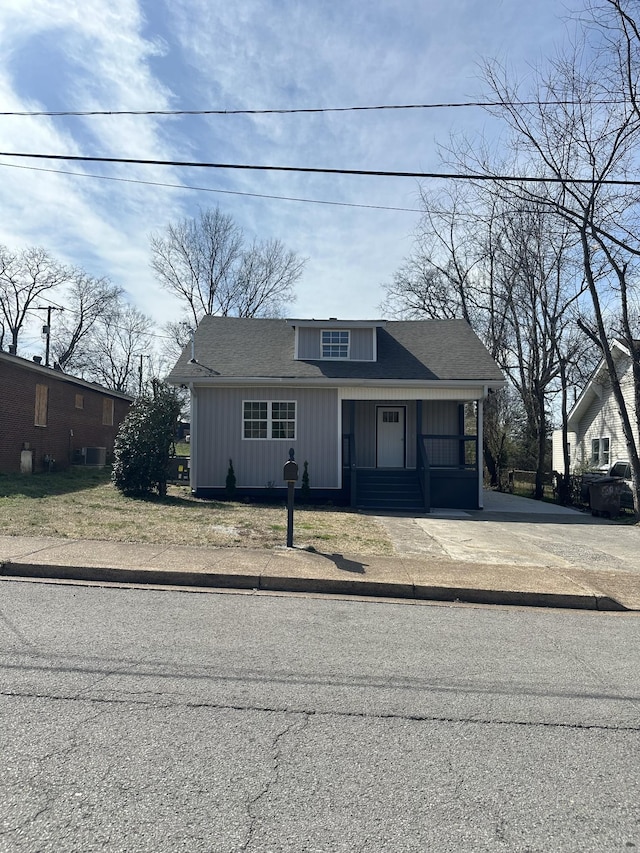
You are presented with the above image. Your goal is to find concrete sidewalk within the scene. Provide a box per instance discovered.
[1,505,639,611]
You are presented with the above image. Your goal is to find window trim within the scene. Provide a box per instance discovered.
[242,400,296,441]
[591,436,610,467]
[321,329,350,360]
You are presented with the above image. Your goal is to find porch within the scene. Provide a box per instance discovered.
[341,398,482,512]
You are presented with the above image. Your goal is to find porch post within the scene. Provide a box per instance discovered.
[189,384,197,493]
[349,400,357,507]
[458,403,465,467]
[477,397,484,509]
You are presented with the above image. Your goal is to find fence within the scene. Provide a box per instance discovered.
[508,470,554,498]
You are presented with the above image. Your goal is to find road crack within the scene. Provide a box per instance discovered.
[1,689,638,732]
[240,712,310,852]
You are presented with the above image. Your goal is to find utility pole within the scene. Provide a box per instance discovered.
[35,305,64,367]
[138,353,150,395]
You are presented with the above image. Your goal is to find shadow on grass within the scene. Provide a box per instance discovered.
[0,468,114,499]
[136,492,229,510]
[0,469,223,508]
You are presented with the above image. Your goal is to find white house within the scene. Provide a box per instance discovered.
[552,339,639,473]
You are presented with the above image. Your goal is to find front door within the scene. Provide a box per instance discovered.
[376,406,405,467]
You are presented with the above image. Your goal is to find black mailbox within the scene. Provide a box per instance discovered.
[283,459,299,482]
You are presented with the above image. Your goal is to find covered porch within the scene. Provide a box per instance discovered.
[341,394,483,512]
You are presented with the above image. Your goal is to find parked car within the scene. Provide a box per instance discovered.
[609,461,634,508]
[579,461,633,509]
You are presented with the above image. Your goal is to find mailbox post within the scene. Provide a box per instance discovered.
[283,448,299,547]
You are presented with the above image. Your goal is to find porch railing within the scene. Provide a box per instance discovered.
[423,433,478,470]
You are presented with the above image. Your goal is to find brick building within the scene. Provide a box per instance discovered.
[1,351,133,474]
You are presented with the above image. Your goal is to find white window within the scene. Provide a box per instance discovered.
[243,401,296,440]
[591,437,610,466]
[321,329,349,359]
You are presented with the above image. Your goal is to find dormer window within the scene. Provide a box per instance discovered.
[322,329,349,359]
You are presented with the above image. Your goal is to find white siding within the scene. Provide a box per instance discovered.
[338,386,484,401]
[576,359,635,469]
[552,430,577,472]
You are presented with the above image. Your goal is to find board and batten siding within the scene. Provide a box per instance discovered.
[423,400,462,467]
[347,401,417,467]
[296,326,374,360]
[343,399,461,468]
[194,386,340,488]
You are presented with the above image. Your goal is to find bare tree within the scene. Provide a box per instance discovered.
[79,304,154,394]
[0,245,68,353]
[382,180,585,497]
[51,271,123,371]
[477,3,640,513]
[150,207,304,324]
[381,185,484,326]
[231,239,305,318]
[159,318,194,370]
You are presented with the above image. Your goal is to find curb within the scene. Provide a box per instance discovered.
[0,561,629,611]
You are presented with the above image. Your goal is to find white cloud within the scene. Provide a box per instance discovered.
[0,0,585,345]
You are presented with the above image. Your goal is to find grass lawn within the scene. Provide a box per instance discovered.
[0,468,393,556]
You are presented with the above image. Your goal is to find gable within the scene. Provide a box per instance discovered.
[567,340,634,430]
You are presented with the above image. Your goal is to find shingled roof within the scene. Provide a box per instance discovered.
[166,316,505,384]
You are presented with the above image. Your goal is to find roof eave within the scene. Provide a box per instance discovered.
[167,374,505,389]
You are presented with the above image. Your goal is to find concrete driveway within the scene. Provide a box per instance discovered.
[376,490,640,576]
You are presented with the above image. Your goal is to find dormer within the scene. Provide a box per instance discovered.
[288,319,386,362]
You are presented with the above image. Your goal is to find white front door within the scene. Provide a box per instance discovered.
[377,406,405,468]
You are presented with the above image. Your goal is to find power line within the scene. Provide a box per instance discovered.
[0,161,422,213]
[0,100,631,117]
[24,305,177,341]
[1,151,639,185]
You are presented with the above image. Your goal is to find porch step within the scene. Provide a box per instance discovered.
[355,469,425,511]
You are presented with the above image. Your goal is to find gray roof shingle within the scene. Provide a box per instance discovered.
[166,316,504,383]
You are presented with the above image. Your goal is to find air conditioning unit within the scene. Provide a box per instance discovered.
[83,447,107,467]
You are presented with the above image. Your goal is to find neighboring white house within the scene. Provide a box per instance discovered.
[552,339,639,473]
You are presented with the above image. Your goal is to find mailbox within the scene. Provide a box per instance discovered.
[283,459,299,482]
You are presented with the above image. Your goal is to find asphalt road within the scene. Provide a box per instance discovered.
[1,580,639,852]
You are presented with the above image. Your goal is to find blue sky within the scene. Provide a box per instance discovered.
[0,0,581,336]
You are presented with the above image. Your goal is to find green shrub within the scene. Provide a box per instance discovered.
[112,381,182,497]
